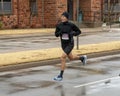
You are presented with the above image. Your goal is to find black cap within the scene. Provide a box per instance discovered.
[61,12,69,19]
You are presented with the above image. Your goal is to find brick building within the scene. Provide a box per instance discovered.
[0,0,119,29]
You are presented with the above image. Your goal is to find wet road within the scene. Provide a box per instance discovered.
[0,54,120,96]
[0,29,120,53]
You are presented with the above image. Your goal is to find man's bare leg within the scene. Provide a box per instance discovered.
[68,52,79,61]
[68,52,87,65]
[54,52,67,81]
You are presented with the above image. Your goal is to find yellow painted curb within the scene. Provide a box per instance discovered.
[0,28,102,35]
[0,41,120,67]
[0,28,55,35]
[73,41,120,54]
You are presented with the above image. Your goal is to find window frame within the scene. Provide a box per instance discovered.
[0,0,12,15]
[30,0,38,16]
[104,0,120,13]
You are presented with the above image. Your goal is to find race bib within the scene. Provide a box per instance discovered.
[62,34,69,40]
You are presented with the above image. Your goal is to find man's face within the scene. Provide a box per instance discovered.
[61,15,68,22]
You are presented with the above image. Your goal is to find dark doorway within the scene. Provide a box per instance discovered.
[67,0,73,20]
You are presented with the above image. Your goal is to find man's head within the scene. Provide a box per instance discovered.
[61,12,69,22]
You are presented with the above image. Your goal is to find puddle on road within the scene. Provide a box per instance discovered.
[9,80,57,94]
[0,69,48,81]
[0,59,120,96]
[31,40,49,43]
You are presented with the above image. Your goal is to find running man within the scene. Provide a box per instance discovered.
[54,12,87,81]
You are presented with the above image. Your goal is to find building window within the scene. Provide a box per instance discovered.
[113,1,120,12]
[0,0,12,15]
[104,0,120,12]
[30,0,37,15]
[104,0,119,3]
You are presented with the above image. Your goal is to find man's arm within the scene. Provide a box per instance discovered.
[55,25,61,37]
[72,24,81,36]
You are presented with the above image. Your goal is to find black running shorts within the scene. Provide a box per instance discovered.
[61,42,74,55]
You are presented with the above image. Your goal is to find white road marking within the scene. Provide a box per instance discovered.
[74,76,120,88]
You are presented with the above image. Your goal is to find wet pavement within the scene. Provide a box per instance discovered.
[0,29,120,53]
[0,54,120,96]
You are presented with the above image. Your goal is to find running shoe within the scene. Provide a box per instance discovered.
[54,75,63,81]
[80,55,87,65]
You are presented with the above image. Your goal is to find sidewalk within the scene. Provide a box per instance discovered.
[0,28,120,67]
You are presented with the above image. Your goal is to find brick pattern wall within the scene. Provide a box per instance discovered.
[0,0,44,28]
[73,0,102,22]
[0,0,67,28]
[56,0,67,19]
[73,0,91,21]
[18,0,30,28]
[44,0,57,27]
[0,0,18,28]
[80,0,92,22]
[44,0,67,27]
[91,0,101,11]
[30,0,43,28]
[79,0,91,11]
[0,0,102,29]
[91,0,102,22]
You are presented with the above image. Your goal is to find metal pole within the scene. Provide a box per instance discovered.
[118,2,120,27]
[76,0,79,50]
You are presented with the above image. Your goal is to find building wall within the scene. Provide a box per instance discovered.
[0,0,102,29]
[18,0,30,28]
[0,0,67,28]
[91,0,102,22]
[79,0,102,22]
[43,0,67,27]
[73,0,102,22]
[0,0,18,28]
[80,0,92,22]
[44,0,56,27]
[17,0,43,28]
[30,0,43,28]
[56,0,67,21]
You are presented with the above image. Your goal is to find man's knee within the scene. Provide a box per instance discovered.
[68,54,74,61]
[61,54,67,61]
[68,56,74,61]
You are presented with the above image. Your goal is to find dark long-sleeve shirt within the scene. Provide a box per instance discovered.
[55,21,81,43]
